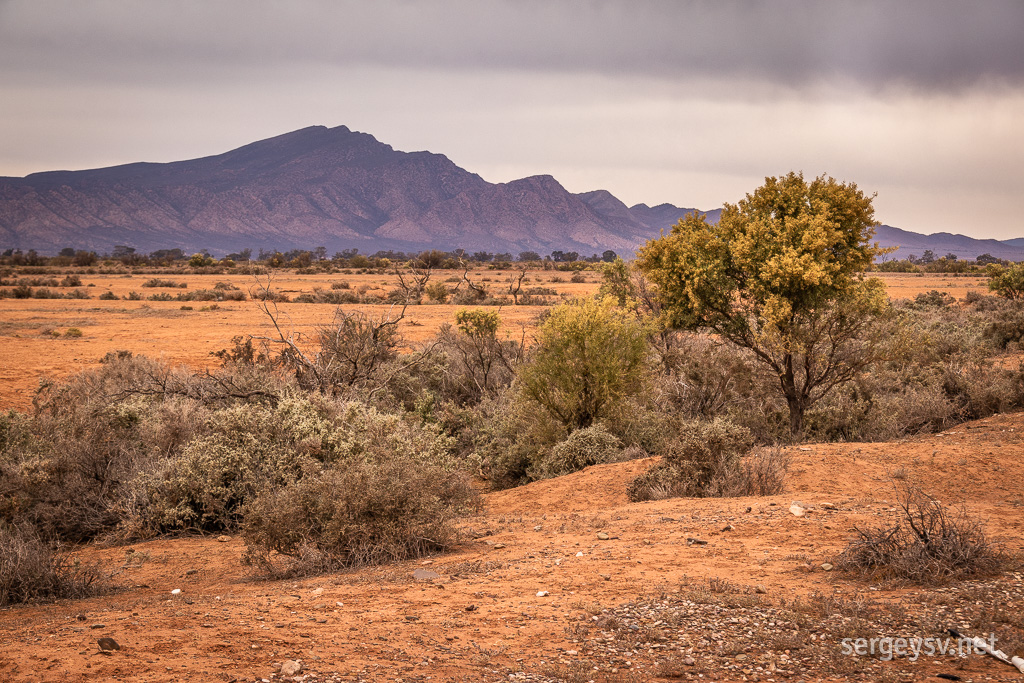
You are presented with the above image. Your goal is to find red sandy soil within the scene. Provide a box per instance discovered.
[1,412,1022,683]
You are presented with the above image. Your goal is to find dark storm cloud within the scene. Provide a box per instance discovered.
[1,0,1023,91]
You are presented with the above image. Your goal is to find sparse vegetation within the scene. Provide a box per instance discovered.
[835,482,1012,584]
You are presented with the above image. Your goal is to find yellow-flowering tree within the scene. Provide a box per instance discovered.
[637,172,890,436]
[518,296,651,431]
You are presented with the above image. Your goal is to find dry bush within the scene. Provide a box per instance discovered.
[241,456,475,577]
[459,390,566,490]
[626,418,788,502]
[138,399,457,535]
[803,302,1024,442]
[835,483,1012,584]
[1,355,285,542]
[427,312,524,406]
[653,335,765,418]
[1,393,161,542]
[0,523,105,606]
[720,447,790,497]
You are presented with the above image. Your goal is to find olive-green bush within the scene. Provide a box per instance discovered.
[241,455,475,576]
[627,418,756,501]
[529,424,622,480]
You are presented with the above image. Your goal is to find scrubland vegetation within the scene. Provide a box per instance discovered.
[2,174,1023,606]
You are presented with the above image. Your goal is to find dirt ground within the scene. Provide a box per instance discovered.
[0,411,1022,682]
[0,270,993,412]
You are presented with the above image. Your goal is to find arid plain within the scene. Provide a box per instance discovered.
[2,268,1022,683]
[0,270,992,412]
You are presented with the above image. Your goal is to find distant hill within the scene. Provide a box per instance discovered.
[0,126,662,256]
[1001,237,1024,248]
[874,225,1024,262]
[1,124,1021,260]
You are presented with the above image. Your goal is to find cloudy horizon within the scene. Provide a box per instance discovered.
[1,0,1022,239]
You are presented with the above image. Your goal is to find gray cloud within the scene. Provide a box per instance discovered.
[1,0,1023,240]
[2,0,1023,91]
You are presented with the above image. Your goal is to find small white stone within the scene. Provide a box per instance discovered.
[170,588,182,595]
[536,591,549,597]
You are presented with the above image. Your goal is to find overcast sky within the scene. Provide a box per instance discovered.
[1,0,1022,239]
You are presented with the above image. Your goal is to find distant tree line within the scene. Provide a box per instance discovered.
[4,241,1020,273]
[0,245,622,269]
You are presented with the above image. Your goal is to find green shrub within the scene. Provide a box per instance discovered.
[908,290,956,309]
[530,424,621,479]
[518,296,651,431]
[425,281,449,303]
[987,262,1024,300]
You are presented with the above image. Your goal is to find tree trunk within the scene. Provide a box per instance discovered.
[781,354,805,437]
[787,396,805,437]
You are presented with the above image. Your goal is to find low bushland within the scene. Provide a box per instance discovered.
[0,352,473,587]
[3,273,1024,599]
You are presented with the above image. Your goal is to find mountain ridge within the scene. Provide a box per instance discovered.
[2,125,1022,260]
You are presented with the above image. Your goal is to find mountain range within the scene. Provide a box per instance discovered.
[1,125,1021,261]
